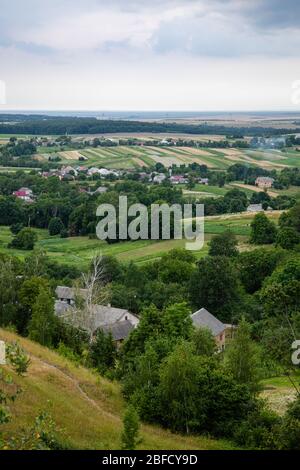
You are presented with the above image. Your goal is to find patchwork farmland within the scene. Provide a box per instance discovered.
[34,145,300,170]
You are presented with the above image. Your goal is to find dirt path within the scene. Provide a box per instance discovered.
[32,353,119,422]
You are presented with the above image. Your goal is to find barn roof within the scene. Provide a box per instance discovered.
[92,305,134,330]
[100,320,134,341]
[55,286,88,301]
[191,308,225,337]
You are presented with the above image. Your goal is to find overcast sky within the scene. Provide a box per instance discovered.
[0,0,300,111]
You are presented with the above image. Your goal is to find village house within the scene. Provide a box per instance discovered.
[191,307,226,351]
[12,187,34,203]
[75,166,88,173]
[152,173,166,184]
[87,167,101,177]
[246,203,264,212]
[93,186,108,195]
[61,165,78,178]
[40,169,62,179]
[101,321,135,349]
[99,168,119,177]
[170,175,188,185]
[55,286,88,307]
[255,176,274,189]
[54,286,139,345]
[198,178,209,185]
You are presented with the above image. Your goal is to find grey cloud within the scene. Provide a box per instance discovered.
[0,0,300,59]
[244,0,300,29]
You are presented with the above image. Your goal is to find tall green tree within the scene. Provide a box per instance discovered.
[48,217,64,236]
[191,327,216,357]
[159,341,199,434]
[121,405,140,450]
[18,277,50,334]
[9,228,37,250]
[276,227,300,250]
[28,287,55,346]
[225,318,260,392]
[250,213,277,245]
[237,248,282,294]
[190,256,241,321]
[89,329,116,373]
[162,302,192,339]
[209,231,238,257]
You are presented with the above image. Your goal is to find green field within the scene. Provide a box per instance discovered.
[0,211,282,268]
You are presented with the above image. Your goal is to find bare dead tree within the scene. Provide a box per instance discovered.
[61,252,109,341]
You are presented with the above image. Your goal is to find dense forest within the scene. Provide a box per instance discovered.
[0,114,299,136]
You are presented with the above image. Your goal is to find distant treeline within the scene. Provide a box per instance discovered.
[0,114,299,137]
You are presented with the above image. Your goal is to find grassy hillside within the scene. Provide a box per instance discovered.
[0,329,235,450]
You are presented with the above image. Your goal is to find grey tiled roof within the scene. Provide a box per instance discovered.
[55,286,88,301]
[191,308,225,336]
[247,203,263,212]
[54,300,72,316]
[100,320,134,341]
[92,305,131,330]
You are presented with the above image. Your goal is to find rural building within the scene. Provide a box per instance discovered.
[12,187,34,203]
[99,168,118,177]
[87,167,102,176]
[61,165,78,177]
[255,176,274,188]
[55,286,88,306]
[93,186,108,195]
[152,173,166,184]
[54,286,139,344]
[170,175,188,184]
[247,203,263,212]
[97,320,135,348]
[91,304,139,331]
[191,307,226,351]
[198,178,209,185]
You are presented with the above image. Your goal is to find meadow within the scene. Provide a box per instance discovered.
[0,211,282,268]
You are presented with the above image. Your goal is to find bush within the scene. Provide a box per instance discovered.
[9,228,37,250]
[250,213,277,245]
[48,217,64,236]
[233,406,280,449]
[121,405,140,450]
[10,223,24,235]
[276,227,300,250]
[278,397,300,450]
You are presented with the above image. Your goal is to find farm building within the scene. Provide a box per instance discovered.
[61,165,78,177]
[152,173,166,184]
[100,320,135,348]
[255,176,274,188]
[54,286,139,344]
[198,178,209,185]
[55,286,88,306]
[191,307,226,351]
[247,203,264,212]
[170,175,188,184]
[93,186,108,195]
[12,187,34,203]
